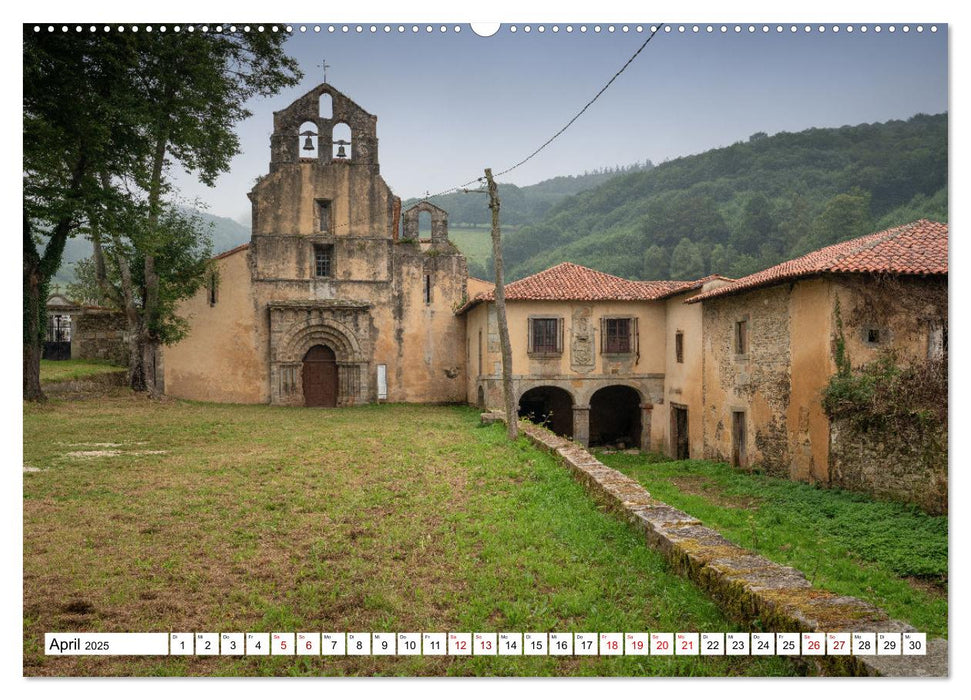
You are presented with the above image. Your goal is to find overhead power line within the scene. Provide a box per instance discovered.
[428,23,664,199]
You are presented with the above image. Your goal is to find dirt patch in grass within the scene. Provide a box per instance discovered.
[906,575,947,598]
[669,476,763,510]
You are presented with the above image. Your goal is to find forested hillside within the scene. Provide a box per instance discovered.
[402,162,653,228]
[499,113,946,282]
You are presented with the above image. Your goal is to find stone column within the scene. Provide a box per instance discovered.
[640,403,653,452]
[573,404,591,447]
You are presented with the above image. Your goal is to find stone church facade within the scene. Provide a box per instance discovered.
[162,84,468,406]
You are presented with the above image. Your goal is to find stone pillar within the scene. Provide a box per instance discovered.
[640,403,653,452]
[573,404,591,447]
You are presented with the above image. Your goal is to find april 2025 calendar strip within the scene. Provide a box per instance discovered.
[45,631,927,657]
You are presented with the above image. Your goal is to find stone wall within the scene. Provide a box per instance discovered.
[829,418,947,515]
[510,416,947,677]
[72,310,128,366]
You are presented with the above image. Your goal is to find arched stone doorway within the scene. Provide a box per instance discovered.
[589,385,641,448]
[518,386,574,438]
[303,345,338,407]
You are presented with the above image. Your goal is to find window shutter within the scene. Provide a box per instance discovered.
[527,318,534,354]
[557,317,564,353]
[633,317,639,359]
[600,317,606,354]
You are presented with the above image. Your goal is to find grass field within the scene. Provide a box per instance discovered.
[40,359,125,383]
[598,453,948,638]
[23,395,799,677]
[446,225,493,272]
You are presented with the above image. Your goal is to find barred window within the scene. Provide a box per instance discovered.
[528,317,562,354]
[314,244,333,278]
[675,331,684,363]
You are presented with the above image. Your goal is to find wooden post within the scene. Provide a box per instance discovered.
[484,168,518,440]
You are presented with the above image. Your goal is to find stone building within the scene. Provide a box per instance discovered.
[162,84,469,405]
[460,221,947,511]
[687,219,947,512]
[458,263,731,451]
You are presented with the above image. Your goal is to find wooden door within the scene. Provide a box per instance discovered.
[674,407,689,460]
[732,411,746,467]
[303,345,337,407]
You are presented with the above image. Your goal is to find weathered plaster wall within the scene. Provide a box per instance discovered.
[162,248,265,403]
[466,277,494,298]
[787,278,835,482]
[701,285,791,476]
[662,292,705,458]
[833,275,947,370]
[826,274,947,511]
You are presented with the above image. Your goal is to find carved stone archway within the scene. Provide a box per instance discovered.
[268,300,372,406]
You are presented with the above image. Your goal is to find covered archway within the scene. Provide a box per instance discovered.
[518,386,574,438]
[589,385,642,448]
[303,345,338,407]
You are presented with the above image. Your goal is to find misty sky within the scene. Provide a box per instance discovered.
[169,23,947,223]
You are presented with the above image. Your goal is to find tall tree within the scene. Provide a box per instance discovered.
[669,238,706,280]
[642,244,668,279]
[25,30,301,396]
[23,32,137,400]
[111,31,301,394]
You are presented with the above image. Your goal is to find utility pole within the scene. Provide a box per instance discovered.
[484,168,518,440]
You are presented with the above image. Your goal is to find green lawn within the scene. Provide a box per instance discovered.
[597,452,948,638]
[23,396,798,677]
[40,358,125,383]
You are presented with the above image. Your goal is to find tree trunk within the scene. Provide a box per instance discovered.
[485,168,518,440]
[23,157,87,401]
[23,252,45,402]
[141,118,170,397]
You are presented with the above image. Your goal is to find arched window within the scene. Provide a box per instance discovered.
[319,93,332,119]
[332,122,352,160]
[298,121,318,159]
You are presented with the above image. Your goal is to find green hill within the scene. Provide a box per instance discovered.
[499,114,947,282]
[402,162,654,229]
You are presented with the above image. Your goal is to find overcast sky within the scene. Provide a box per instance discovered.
[168,23,948,224]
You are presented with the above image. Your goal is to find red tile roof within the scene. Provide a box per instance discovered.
[687,220,948,303]
[457,262,700,314]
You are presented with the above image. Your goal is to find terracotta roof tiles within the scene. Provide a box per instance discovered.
[457,262,700,313]
[687,220,948,303]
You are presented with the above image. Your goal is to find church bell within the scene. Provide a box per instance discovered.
[300,130,316,151]
[334,139,350,159]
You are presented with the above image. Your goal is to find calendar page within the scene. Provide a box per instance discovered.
[21,2,949,686]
